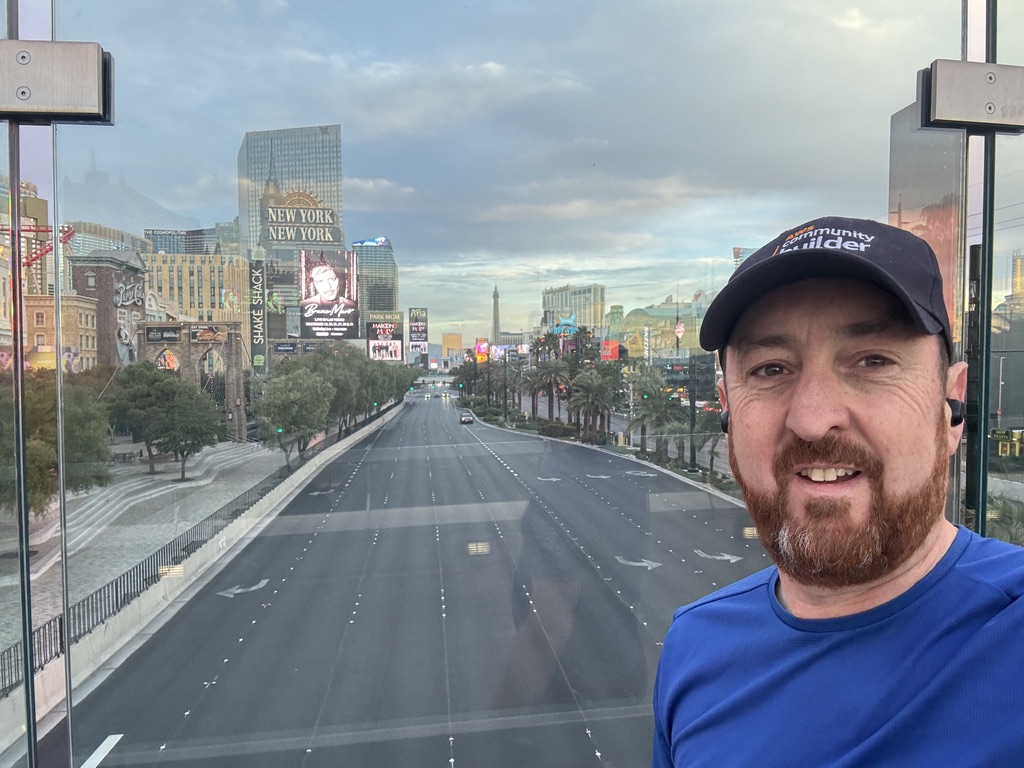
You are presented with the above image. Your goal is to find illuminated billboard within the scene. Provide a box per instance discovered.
[145,325,182,344]
[265,205,342,245]
[367,311,404,361]
[249,260,267,375]
[190,325,228,344]
[409,307,428,345]
[475,338,489,363]
[601,339,620,360]
[299,249,359,340]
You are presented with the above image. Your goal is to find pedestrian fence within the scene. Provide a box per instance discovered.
[0,405,393,701]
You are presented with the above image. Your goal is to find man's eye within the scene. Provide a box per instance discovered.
[858,355,889,368]
[752,363,786,377]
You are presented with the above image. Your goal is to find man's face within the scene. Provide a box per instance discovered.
[312,267,340,301]
[720,278,966,587]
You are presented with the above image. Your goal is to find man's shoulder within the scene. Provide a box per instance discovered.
[671,566,776,623]
[956,526,1024,599]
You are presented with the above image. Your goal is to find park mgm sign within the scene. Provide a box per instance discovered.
[990,428,1024,458]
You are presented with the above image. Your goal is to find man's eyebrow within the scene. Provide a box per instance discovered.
[730,334,796,358]
[838,317,917,340]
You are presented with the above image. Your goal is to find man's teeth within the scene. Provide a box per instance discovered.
[799,468,855,482]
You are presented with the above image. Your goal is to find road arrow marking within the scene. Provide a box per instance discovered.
[615,555,662,570]
[217,579,269,598]
[625,470,657,477]
[586,474,611,479]
[308,490,330,496]
[694,549,743,564]
[536,477,561,482]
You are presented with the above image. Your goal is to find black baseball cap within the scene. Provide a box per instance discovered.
[699,216,953,356]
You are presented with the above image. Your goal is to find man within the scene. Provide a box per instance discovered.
[302,262,355,307]
[652,216,1024,767]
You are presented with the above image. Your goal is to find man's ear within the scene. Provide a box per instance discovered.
[945,361,968,454]
[717,377,728,413]
[946,360,968,402]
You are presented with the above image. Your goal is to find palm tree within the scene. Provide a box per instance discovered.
[530,334,560,364]
[569,370,615,442]
[689,408,726,475]
[534,359,570,421]
[508,357,530,414]
[624,365,666,447]
[629,391,675,459]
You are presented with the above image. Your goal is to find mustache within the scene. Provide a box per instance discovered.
[772,435,883,482]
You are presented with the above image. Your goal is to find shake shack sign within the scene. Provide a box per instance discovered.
[266,205,342,244]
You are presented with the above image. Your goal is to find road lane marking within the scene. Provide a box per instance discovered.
[81,734,123,767]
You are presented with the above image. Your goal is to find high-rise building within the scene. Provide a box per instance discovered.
[238,125,345,359]
[144,250,248,325]
[541,283,606,332]
[145,228,222,255]
[237,125,345,260]
[442,333,464,358]
[353,237,398,317]
[68,221,153,259]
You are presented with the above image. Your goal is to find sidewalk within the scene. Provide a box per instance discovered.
[0,440,287,651]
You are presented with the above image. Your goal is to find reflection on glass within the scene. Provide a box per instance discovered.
[0,1,980,765]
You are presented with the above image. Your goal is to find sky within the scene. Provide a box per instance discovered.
[15,0,1012,343]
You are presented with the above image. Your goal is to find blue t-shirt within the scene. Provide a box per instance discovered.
[652,526,1024,767]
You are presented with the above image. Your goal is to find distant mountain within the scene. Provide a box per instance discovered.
[60,169,200,235]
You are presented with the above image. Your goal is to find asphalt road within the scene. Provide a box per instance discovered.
[41,394,768,768]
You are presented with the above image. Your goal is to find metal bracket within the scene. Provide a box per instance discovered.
[924,58,1024,134]
[0,40,113,125]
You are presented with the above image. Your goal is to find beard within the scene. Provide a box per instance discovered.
[730,415,950,588]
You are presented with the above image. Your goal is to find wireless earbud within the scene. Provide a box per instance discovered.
[720,411,730,434]
[946,399,966,427]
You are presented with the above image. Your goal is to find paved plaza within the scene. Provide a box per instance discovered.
[0,440,288,651]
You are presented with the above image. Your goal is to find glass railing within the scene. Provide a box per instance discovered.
[2,1,991,765]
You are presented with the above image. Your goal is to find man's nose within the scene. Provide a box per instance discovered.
[784,369,849,442]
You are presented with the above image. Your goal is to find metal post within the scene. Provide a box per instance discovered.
[503,351,508,420]
[6,3,40,763]
[969,0,998,537]
[997,356,1005,428]
[688,352,698,472]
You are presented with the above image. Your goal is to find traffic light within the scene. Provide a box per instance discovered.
[277,427,283,433]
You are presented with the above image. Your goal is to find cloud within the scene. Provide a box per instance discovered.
[42,0,968,341]
[344,178,417,212]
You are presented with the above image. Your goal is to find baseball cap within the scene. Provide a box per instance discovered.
[699,216,953,356]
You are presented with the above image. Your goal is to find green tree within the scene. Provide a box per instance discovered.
[105,361,184,473]
[569,369,615,442]
[0,370,111,518]
[535,359,570,421]
[63,379,115,497]
[530,334,560,363]
[254,368,335,470]
[155,386,228,480]
[624,366,666,452]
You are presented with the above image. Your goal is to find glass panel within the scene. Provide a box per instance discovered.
[14,1,966,764]
[987,2,1024,545]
